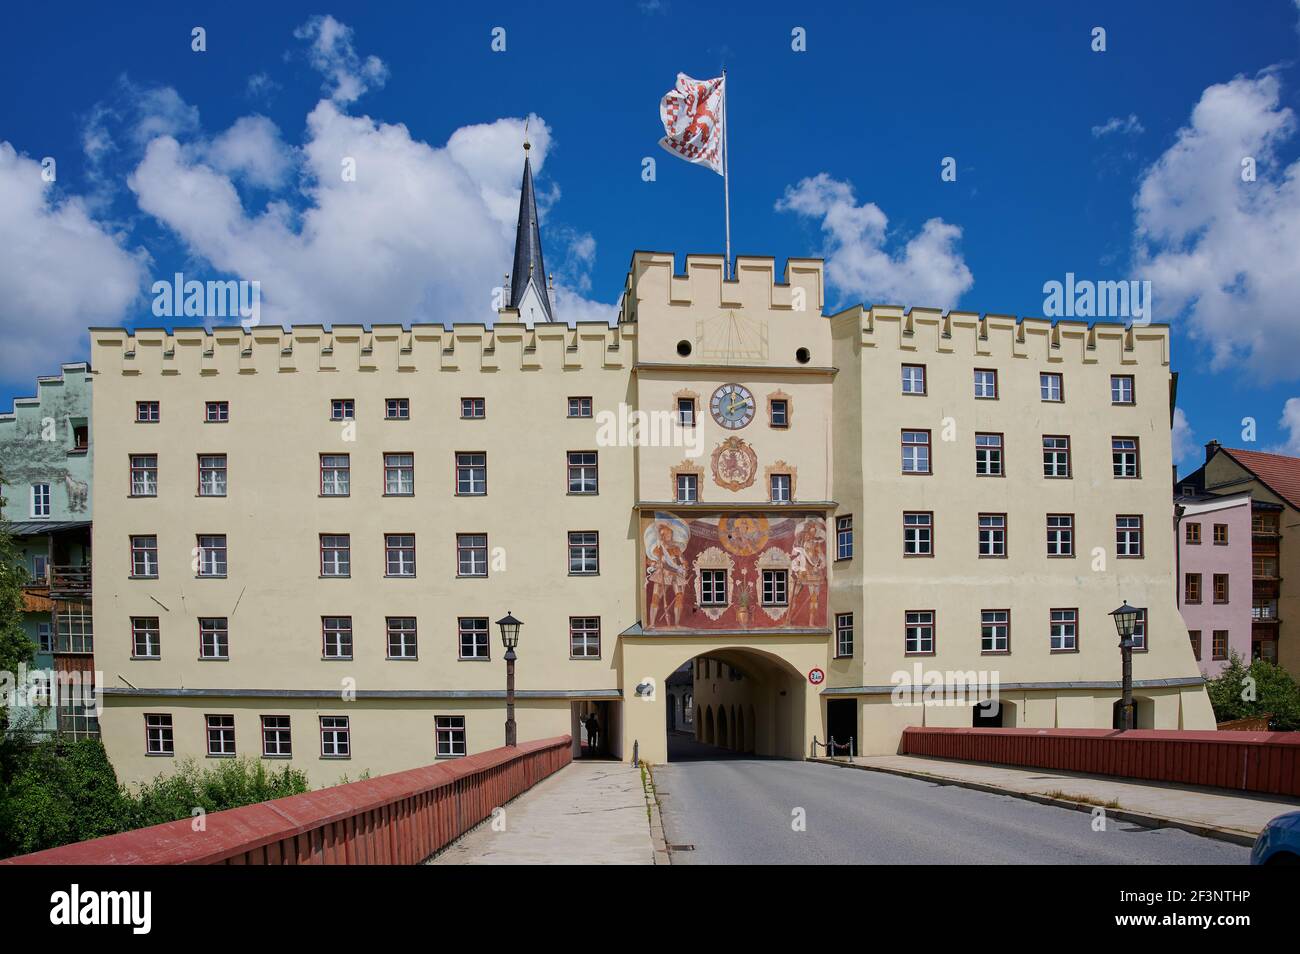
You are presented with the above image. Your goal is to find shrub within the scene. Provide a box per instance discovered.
[1205,653,1300,731]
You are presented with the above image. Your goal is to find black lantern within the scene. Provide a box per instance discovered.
[496,612,522,650]
[1109,602,1139,641]
[1110,601,1142,732]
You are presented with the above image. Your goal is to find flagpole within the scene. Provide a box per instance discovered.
[722,69,732,281]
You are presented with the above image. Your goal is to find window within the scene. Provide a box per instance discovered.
[206,715,236,756]
[981,610,1010,654]
[37,622,52,654]
[568,531,599,575]
[136,401,160,423]
[1116,515,1143,558]
[905,611,935,655]
[145,714,174,755]
[568,396,592,418]
[56,609,92,654]
[1112,437,1140,478]
[435,716,467,758]
[196,534,227,577]
[1040,372,1063,402]
[385,534,416,577]
[978,514,1006,557]
[1213,573,1229,604]
[199,618,229,659]
[1213,523,1228,545]
[130,455,158,497]
[1186,522,1201,545]
[455,453,487,495]
[901,364,926,395]
[456,534,488,577]
[570,617,601,659]
[320,454,350,496]
[461,397,485,419]
[1042,436,1071,478]
[205,401,229,423]
[903,512,933,556]
[72,423,89,450]
[1131,610,1147,651]
[835,613,854,658]
[198,454,227,496]
[1111,375,1135,405]
[459,617,490,659]
[769,473,792,503]
[762,569,788,606]
[387,617,418,659]
[769,398,791,430]
[677,398,696,427]
[902,430,931,474]
[385,398,409,420]
[975,433,1003,476]
[320,534,351,577]
[131,617,160,659]
[675,472,698,503]
[1189,630,1202,661]
[700,568,727,607]
[567,451,598,494]
[322,617,353,659]
[30,483,50,518]
[1185,573,1202,604]
[261,716,292,757]
[32,553,49,585]
[320,716,350,758]
[384,453,414,496]
[974,368,998,399]
[1212,630,1229,661]
[1046,514,1074,557]
[1050,609,1078,652]
[131,535,159,578]
[330,399,355,421]
[836,515,853,560]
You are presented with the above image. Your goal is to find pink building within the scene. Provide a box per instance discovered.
[1175,492,1253,677]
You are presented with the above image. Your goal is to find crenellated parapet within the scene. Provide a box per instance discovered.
[88,322,635,377]
[623,252,825,322]
[832,305,1171,369]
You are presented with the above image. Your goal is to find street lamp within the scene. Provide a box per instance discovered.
[1109,601,1141,731]
[496,612,522,746]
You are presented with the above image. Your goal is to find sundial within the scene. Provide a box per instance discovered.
[695,310,768,363]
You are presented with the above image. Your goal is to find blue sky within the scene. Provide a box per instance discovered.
[2,0,1299,475]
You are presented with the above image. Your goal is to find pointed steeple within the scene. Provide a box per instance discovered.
[509,138,554,324]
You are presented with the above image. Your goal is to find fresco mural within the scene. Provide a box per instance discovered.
[642,511,828,632]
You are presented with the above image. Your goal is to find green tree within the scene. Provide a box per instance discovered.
[0,499,36,735]
[1205,652,1300,730]
[0,737,128,857]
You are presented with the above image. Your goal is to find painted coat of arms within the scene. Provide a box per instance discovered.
[711,436,757,491]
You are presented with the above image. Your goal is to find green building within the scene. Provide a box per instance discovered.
[0,363,96,738]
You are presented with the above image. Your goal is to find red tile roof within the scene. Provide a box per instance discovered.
[1222,447,1300,510]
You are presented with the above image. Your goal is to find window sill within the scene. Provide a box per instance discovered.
[569,655,603,661]
[145,752,174,758]
[320,755,351,760]
[262,754,293,760]
[569,572,600,577]
[386,656,419,662]
[981,651,1011,657]
[456,574,488,580]
[1050,648,1079,655]
[904,651,936,658]
[458,657,491,662]
[206,754,236,759]
[130,656,161,662]
[321,657,354,662]
[198,657,230,662]
[129,575,160,581]
[384,575,418,580]
[319,575,352,580]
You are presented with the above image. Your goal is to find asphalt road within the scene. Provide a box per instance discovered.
[656,738,1250,865]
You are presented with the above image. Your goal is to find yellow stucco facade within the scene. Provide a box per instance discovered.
[90,251,1213,788]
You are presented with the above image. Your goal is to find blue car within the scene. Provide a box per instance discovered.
[1252,811,1300,865]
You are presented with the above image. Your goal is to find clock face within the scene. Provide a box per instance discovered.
[710,383,756,430]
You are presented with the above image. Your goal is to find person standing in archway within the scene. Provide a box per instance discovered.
[584,712,601,756]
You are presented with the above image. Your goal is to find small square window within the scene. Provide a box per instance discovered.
[769,399,789,428]
[206,714,236,757]
[261,716,292,758]
[136,401,160,423]
[320,716,351,758]
[130,455,158,497]
[901,364,926,396]
[1185,522,1201,545]
[387,617,418,660]
[322,616,353,659]
[205,401,229,423]
[978,514,1006,557]
[330,399,355,421]
[769,473,792,503]
[903,512,933,557]
[458,617,490,659]
[1040,372,1063,402]
[570,617,601,659]
[145,714,174,756]
[568,531,599,575]
[1213,523,1228,545]
[461,397,486,419]
[568,397,592,418]
[677,398,696,427]
[436,716,467,758]
[1111,375,1135,405]
[457,534,488,577]
[974,369,998,399]
[385,398,410,420]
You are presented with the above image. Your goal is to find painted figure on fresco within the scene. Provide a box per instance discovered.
[644,514,690,628]
[789,517,827,624]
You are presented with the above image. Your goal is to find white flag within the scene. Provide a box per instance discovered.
[658,73,725,175]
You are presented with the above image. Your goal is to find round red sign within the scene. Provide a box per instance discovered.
[808,668,825,685]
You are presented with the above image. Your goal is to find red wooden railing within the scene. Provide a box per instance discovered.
[2,735,572,865]
[899,727,1300,798]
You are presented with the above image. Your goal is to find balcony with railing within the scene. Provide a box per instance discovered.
[1252,601,1280,624]
[48,564,91,598]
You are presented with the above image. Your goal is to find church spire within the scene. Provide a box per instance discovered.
[509,135,554,324]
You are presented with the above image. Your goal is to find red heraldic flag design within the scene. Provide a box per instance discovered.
[658,73,726,175]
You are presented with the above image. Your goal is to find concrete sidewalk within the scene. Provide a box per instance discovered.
[811,755,1299,846]
[429,759,654,865]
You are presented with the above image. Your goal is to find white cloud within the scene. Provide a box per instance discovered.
[205,115,294,190]
[1092,114,1145,137]
[0,143,144,381]
[1278,398,1300,454]
[1134,72,1300,379]
[1171,407,1197,465]
[776,172,973,309]
[294,15,389,105]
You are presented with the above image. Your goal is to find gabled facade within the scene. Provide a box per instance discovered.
[0,363,97,738]
[1173,492,1253,677]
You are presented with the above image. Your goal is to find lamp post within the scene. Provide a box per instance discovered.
[1109,601,1140,731]
[496,612,522,746]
